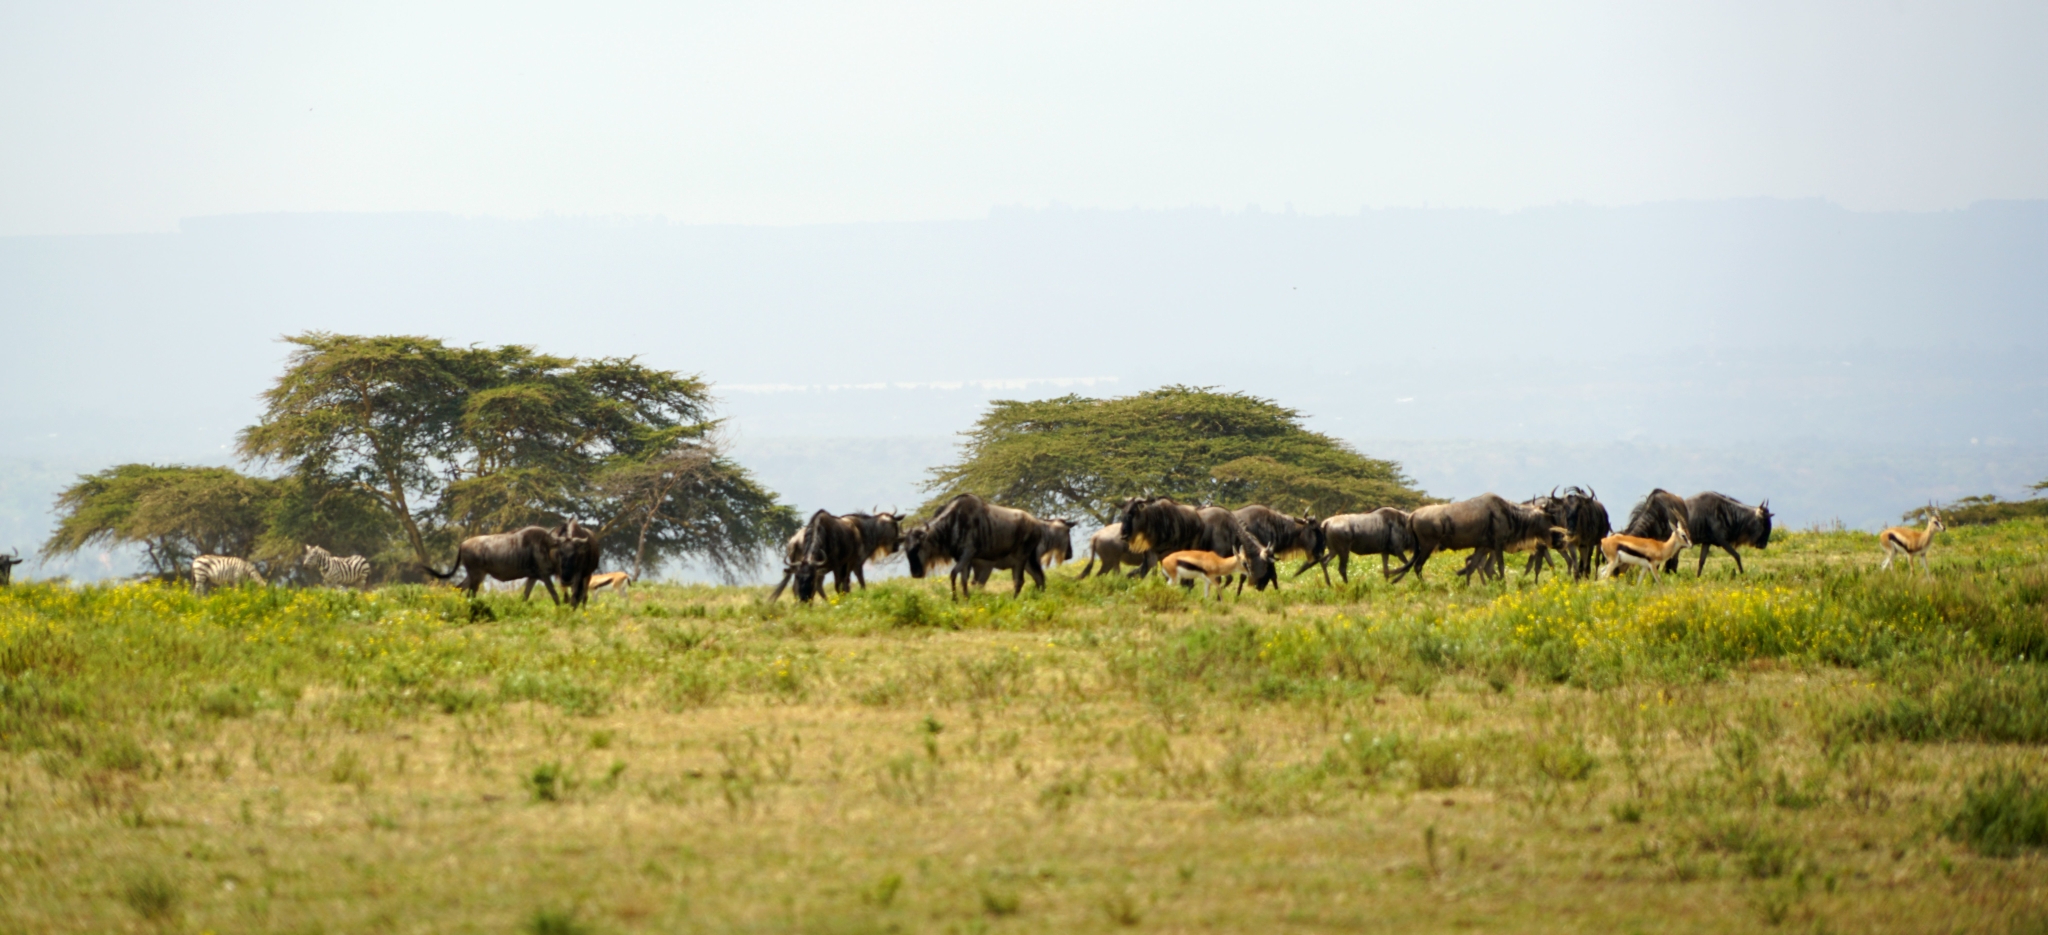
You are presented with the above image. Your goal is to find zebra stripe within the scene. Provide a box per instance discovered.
[192,555,265,595]
[302,545,371,588]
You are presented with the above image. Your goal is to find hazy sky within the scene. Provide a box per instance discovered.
[4,1,2045,235]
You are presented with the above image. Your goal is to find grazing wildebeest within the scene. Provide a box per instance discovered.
[1300,508,1414,584]
[1232,505,1321,591]
[0,548,22,586]
[1077,523,1142,579]
[1681,492,1772,575]
[1559,487,1612,579]
[970,516,1074,588]
[425,527,565,602]
[192,555,266,595]
[904,494,1050,597]
[554,520,603,608]
[1621,489,1694,574]
[788,509,870,603]
[1392,494,1567,584]
[767,510,906,602]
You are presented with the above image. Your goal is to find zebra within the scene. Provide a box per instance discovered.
[301,545,371,589]
[192,555,265,595]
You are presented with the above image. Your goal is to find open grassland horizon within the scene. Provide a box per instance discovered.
[3,522,2047,933]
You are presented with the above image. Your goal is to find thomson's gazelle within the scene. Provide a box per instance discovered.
[1879,512,1946,574]
[1597,525,1692,584]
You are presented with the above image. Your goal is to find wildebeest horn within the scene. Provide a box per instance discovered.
[1550,486,1559,498]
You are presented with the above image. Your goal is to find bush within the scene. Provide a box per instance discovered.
[1946,767,2048,857]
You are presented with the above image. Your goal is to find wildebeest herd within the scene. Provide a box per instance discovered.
[755,486,1779,603]
[18,484,1977,602]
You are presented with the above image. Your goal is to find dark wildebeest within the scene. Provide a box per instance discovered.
[905,494,1051,598]
[970,516,1074,588]
[1116,497,1275,595]
[553,520,602,608]
[1077,523,1141,579]
[1460,492,1574,583]
[788,509,870,603]
[1232,505,1321,591]
[1392,494,1567,584]
[1300,508,1414,584]
[0,548,22,586]
[1621,489,1693,574]
[1559,486,1612,579]
[425,526,565,602]
[768,510,906,602]
[1683,492,1772,575]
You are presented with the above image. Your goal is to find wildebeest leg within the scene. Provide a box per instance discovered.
[1078,556,1096,579]
[521,577,538,601]
[1390,547,1425,583]
[535,577,561,604]
[1128,552,1158,580]
[854,565,868,590]
[1696,546,1712,577]
[1729,547,1746,575]
[1340,552,1354,584]
[1025,553,1046,593]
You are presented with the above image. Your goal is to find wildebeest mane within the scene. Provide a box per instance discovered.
[1622,488,1689,539]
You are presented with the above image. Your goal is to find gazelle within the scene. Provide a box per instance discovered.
[1597,525,1692,584]
[587,571,633,594]
[1161,547,1263,600]
[1879,511,1946,574]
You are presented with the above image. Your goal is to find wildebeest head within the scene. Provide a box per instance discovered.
[1039,518,1076,566]
[1754,500,1774,549]
[849,509,907,562]
[790,557,823,602]
[0,548,22,586]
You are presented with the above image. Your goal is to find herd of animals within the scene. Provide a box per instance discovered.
[0,489,1959,603]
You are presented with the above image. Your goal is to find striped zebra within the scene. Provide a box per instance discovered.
[301,545,371,589]
[192,555,265,595]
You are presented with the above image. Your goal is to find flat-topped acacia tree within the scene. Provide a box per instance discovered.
[237,332,794,579]
[921,385,1431,523]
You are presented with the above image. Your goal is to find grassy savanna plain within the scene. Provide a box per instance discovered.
[4,523,2048,934]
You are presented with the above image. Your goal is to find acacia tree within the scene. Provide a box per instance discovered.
[593,439,798,583]
[238,332,791,574]
[43,465,279,577]
[922,385,1430,522]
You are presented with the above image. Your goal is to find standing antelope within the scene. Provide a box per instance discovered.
[1597,525,1692,584]
[1160,547,1262,600]
[1879,512,1946,574]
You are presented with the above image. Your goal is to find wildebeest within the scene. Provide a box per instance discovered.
[1077,523,1141,579]
[768,510,907,602]
[1683,492,1772,575]
[0,548,22,586]
[904,494,1051,597]
[1115,497,1275,592]
[970,517,1074,588]
[788,509,869,603]
[1232,505,1321,590]
[1458,492,1573,583]
[1621,489,1694,574]
[425,527,564,602]
[1392,494,1567,584]
[1300,508,1414,584]
[554,520,602,608]
[192,555,266,595]
[1559,486,1612,579]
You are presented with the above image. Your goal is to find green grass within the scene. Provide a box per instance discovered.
[0,519,2045,932]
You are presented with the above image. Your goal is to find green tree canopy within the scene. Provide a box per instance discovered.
[593,439,799,584]
[43,465,280,577]
[237,332,791,576]
[921,386,1431,523]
